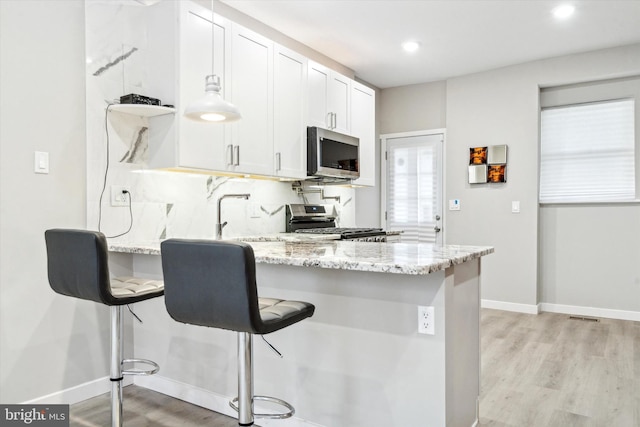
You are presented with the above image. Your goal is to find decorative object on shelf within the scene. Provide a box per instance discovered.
[184,1,241,123]
[468,145,508,184]
[120,93,161,106]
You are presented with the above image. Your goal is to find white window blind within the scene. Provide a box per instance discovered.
[539,99,636,203]
[387,136,442,242]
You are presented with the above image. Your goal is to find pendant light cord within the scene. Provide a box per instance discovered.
[211,0,215,76]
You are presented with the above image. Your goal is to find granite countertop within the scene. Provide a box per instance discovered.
[108,240,493,276]
[235,233,341,242]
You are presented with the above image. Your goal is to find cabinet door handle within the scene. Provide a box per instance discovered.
[332,112,337,129]
[326,112,332,129]
[276,152,281,171]
[234,145,240,166]
[227,144,234,166]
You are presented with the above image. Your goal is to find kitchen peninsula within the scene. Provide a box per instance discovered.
[109,240,493,427]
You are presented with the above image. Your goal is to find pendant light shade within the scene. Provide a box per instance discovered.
[184,75,241,123]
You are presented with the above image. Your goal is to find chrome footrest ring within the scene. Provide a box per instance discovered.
[122,358,159,376]
[229,395,295,419]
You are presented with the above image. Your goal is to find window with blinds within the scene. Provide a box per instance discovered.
[539,98,636,203]
[386,135,442,242]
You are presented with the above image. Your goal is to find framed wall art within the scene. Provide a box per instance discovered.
[469,145,507,184]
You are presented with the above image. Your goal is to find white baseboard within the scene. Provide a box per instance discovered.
[481,299,640,322]
[134,375,324,427]
[481,299,540,314]
[22,376,133,405]
[539,303,640,322]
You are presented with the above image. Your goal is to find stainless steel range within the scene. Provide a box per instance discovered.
[285,204,388,241]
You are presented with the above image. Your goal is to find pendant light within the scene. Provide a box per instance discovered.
[183,1,241,123]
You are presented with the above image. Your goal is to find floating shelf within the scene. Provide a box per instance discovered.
[109,104,176,117]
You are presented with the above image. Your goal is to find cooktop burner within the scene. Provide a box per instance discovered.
[295,227,386,239]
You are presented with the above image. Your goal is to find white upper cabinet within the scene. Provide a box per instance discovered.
[273,45,308,179]
[329,73,351,134]
[146,1,375,184]
[177,2,230,171]
[229,24,273,176]
[308,61,350,134]
[350,81,376,186]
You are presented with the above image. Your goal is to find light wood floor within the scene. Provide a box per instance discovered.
[70,385,238,427]
[70,309,640,426]
[479,309,639,427]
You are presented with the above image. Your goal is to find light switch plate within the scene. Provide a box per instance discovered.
[512,201,520,213]
[449,199,461,211]
[34,151,49,174]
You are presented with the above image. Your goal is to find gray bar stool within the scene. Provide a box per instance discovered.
[44,229,164,427]
[160,239,315,426]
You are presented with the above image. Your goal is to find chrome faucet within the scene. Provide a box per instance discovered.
[216,193,251,239]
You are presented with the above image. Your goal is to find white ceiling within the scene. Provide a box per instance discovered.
[219,0,640,89]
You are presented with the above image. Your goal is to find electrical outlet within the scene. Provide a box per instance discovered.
[110,186,130,207]
[418,306,435,335]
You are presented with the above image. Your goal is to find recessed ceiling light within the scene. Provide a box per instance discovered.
[552,4,575,19]
[402,41,420,53]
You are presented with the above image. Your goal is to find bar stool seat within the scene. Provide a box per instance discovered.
[44,229,164,427]
[110,276,164,297]
[160,239,315,426]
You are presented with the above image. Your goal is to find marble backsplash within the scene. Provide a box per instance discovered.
[85,0,356,244]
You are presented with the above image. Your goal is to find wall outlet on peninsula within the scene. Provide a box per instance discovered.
[418,306,435,335]
[111,186,130,207]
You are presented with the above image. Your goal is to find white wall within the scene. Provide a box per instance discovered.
[0,0,111,403]
[539,205,640,312]
[379,81,447,134]
[446,44,640,311]
[538,76,640,315]
[366,81,447,229]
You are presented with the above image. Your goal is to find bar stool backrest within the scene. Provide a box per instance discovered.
[45,229,114,305]
[161,239,264,333]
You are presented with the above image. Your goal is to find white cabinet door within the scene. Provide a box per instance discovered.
[274,44,307,179]
[307,61,330,129]
[329,72,350,134]
[178,2,230,171]
[230,24,273,176]
[351,81,376,186]
[307,61,350,133]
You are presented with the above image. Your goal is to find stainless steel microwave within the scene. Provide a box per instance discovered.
[307,126,360,180]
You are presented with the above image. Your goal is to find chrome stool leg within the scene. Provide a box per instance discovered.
[110,306,123,427]
[230,332,295,425]
[109,306,160,427]
[238,332,254,426]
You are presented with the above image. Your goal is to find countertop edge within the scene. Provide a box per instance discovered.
[108,241,494,276]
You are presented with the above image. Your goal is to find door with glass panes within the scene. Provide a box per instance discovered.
[382,131,444,244]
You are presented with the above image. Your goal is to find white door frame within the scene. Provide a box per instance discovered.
[380,128,447,244]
